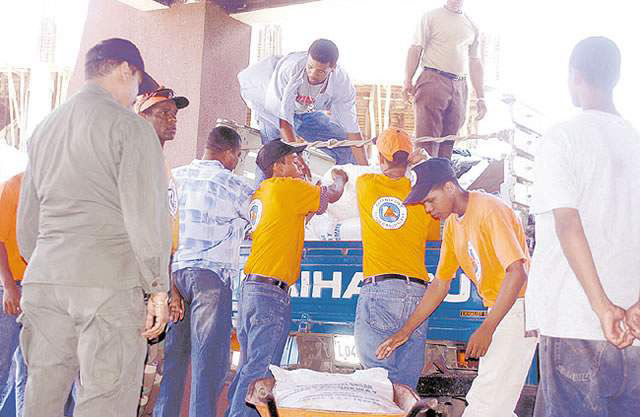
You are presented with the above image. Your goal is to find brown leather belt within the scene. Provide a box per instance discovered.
[424,67,465,81]
[245,274,289,292]
[362,273,428,287]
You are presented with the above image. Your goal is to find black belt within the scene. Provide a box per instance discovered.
[362,273,428,287]
[424,67,465,81]
[245,274,289,292]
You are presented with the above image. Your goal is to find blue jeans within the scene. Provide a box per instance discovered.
[256,113,355,183]
[534,336,640,417]
[154,268,232,417]
[354,280,427,388]
[225,281,291,417]
[0,282,25,417]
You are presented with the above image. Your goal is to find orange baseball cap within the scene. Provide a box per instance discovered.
[375,128,413,161]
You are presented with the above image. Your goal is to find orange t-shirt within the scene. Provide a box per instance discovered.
[356,173,440,279]
[436,191,529,307]
[244,177,321,285]
[0,173,27,280]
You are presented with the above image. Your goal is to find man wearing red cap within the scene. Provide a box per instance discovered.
[353,128,439,388]
[134,87,190,415]
[17,38,170,416]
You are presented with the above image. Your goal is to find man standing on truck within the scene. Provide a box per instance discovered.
[403,0,486,159]
[134,86,190,415]
[354,128,439,388]
[527,37,640,416]
[238,38,368,178]
[154,126,255,417]
[226,139,348,417]
[377,158,537,417]
[17,38,170,416]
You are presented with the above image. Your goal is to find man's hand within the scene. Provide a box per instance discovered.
[2,282,21,316]
[595,301,634,348]
[625,301,640,340]
[331,168,348,184]
[169,289,185,323]
[376,330,411,360]
[408,149,429,165]
[402,79,415,102]
[465,323,495,359]
[476,99,487,121]
[142,292,169,339]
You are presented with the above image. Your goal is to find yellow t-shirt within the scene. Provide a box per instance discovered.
[166,164,179,254]
[357,174,440,279]
[244,177,321,285]
[0,173,27,281]
[436,191,529,307]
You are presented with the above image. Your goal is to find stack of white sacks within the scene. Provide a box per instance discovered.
[305,164,380,241]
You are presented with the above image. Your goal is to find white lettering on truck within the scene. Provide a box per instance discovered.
[290,272,472,303]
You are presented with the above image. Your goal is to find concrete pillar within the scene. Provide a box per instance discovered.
[68,0,252,168]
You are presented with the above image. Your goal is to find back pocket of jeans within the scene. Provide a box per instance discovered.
[553,338,607,382]
[366,295,406,334]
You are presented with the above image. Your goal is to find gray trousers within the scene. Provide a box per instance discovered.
[18,284,147,417]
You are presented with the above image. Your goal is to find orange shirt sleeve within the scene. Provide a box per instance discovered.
[0,178,17,243]
[288,178,321,215]
[435,218,459,281]
[483,207,527,271]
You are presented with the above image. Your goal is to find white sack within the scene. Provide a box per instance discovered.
[269,365,402,414]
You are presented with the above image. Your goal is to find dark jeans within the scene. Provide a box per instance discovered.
[154,268,232,417]
[256,113,355,183]
[225,281,291,417]
[534,336,640,417]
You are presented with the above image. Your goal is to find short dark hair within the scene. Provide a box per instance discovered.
[381,151,409,169]
[206,126,241,153]
[308,39,339,67]
[570,36,621,91]
[85,58,125,80]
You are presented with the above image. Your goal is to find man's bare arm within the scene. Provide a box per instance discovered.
[346,132,368,165]
[279,119,301,144]
[466,260,527,358]
[469,58,486,120]
[554,208,633,348]
[403,45,423,100]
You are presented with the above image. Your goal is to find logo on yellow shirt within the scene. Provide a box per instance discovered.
[468,241,482,283]
[372,197,407,230]
[408,170,417,187]
[249,199,263,232]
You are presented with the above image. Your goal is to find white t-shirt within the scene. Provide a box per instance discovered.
[294,75,327,114]
[412,7,480,76]
[526,110,640,344]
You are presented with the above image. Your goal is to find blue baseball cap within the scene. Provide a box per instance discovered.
[404,158,457,205]
[85,38,158,95]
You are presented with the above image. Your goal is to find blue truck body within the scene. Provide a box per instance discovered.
[235,240,538,386]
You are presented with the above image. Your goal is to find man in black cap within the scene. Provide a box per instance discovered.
[226,140,347,417]
[17,38,170,416]
[376,158,537,417]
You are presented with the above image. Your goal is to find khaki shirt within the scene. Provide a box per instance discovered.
[413,7,480,76]
[17,83,171,293]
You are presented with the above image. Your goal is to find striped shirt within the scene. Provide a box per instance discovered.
[172,159,255,284]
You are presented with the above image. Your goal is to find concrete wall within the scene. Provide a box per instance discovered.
[69,0,251,168]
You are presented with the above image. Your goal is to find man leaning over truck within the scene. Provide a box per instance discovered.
[354,128,439,388]
[377,158,537,417]
[226,139,348,417]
